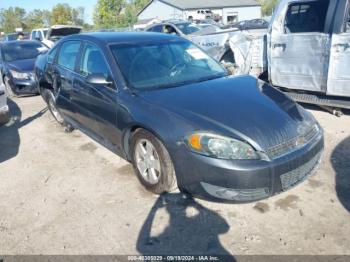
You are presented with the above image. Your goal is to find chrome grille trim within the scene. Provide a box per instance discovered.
[280,151,322,191]
[267,125,319,160]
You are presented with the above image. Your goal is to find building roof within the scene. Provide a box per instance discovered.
[151,0,260,11]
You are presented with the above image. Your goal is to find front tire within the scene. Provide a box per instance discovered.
[130,129,177,194]
[4,77,16,97]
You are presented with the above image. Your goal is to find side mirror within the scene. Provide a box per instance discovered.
[86,73,113,86]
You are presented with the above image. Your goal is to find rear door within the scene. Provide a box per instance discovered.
[54,40,82,120]
[75,42,119,148]
[269,0,333,93]
[327,0,350,97]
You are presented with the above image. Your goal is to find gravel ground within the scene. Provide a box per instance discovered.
[0,96,349,256]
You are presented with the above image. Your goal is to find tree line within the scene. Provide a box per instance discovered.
[0,4,89,33]
[0,0,279,33]
[0,0,150,33]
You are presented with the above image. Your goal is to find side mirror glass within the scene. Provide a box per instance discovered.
[86,73,113,86]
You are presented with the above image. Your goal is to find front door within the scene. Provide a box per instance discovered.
[76,42,120,150]
[269,0,331,93]
[327,4,350,97]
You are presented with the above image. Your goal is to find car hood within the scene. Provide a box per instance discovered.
[6,58,36,72]
[139,76,316,151]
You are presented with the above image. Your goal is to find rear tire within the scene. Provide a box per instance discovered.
[46,90,64,125]
[130,129,177,194]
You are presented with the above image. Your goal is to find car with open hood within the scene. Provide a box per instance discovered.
[0,40,48,96]
[31,25,82,48]
[35,32,324,202]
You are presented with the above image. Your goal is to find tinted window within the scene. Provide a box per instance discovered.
[111,41,226,90]
[79,43,109,78]
[148,25,162,32]
[284,1,330,33]
[2,41,48,62]
[57,41,81,71]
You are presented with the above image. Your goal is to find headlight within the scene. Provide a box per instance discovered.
[10,70,30,80]
[185,132,259,160]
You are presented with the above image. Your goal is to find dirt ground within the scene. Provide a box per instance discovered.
[0,96,349,256]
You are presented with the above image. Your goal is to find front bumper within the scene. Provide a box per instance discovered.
[8,76,38,95]
[172,130,324,203]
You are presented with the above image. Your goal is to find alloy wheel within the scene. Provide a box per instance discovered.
[134,138,161,185]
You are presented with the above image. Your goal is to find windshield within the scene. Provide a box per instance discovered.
[176,23,201,35]
[111,40,227,90]
[2,41,48,62]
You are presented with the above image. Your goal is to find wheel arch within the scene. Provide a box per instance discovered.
[122,123,169,161]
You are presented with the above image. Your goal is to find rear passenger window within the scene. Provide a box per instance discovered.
[79,43,109,78]
[57,41,81,71]
[148,25,162,32]
[284,1,330,33]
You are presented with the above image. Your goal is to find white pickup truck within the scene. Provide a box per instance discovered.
[229,0,350,111]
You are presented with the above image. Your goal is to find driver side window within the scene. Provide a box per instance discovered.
[79,43,110,79]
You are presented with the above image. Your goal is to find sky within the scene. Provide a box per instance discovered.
[0,0,98,24]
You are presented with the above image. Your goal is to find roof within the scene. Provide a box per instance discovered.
[139,0,260,14]
[64,32,183,44]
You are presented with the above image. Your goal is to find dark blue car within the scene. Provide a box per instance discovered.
[35,32,324,202]
[0,40,48,96]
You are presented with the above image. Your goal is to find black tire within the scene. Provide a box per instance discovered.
[130,128,177,194]
[4,77,16,98]
[0,111,10,125]
[45,90,64,125]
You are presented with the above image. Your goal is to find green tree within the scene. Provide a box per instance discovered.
[0,7,26,33]
[50,4,86,26]
[93,0,125,29]
[258,0,280,16]
[51,3,73,24]
[25,9,51,30]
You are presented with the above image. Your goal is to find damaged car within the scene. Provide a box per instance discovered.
[0,40,48,96]
[30,25,82,48]
[146,20,244,64]
[228,0,350,110]
[35,32,324,202]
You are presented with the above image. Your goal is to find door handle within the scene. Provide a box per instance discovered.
[273,43,286,49]
[333,43,350,52]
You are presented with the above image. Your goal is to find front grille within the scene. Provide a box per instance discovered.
[267,125,319,159]
[280,152,322,191]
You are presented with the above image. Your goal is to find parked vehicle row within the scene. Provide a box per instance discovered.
[34,32,324,202]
